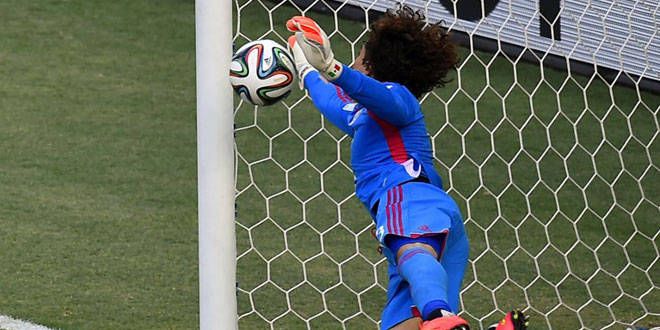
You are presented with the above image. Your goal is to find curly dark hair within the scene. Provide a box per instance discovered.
[362,5,458,98]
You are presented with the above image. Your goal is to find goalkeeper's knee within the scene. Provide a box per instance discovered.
[386,234,445,265]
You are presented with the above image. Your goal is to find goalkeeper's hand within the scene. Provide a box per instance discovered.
[287,35,315,89]
[286,16,343,81]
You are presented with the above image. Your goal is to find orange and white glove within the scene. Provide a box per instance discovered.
[286,16,343,81]
[287,35,315,89]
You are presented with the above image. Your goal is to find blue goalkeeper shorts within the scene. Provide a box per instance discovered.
[373,182,469,330]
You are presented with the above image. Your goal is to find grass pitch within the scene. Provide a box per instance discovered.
[0,1,197,329]
[0,0,657,329]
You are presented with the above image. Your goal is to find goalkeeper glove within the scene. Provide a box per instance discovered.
[286,16,343,81]
[287,35,315,89]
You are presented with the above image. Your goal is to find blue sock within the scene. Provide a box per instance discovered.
[396,247,452,320]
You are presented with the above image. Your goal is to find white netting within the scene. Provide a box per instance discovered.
[232,0,659,329]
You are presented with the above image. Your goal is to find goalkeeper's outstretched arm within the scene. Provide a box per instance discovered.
[286,16,417,127]
[332,64,417,126]
[288,35,354,136]
[303,71,354,136]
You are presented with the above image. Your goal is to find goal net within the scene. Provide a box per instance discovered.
[231,0,659,329]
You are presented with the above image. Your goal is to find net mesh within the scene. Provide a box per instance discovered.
[232,0,659,329]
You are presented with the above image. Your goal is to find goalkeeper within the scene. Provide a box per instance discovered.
[287,5,527,330]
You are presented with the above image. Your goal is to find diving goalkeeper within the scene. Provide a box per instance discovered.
[287,6,527,330]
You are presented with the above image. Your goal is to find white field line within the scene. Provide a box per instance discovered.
[0,315,54,330]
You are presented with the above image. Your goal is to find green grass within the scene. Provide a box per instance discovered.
[0,0,657,329]
[0,0,197,329]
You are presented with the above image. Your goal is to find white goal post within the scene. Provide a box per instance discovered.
[196,0,237,329]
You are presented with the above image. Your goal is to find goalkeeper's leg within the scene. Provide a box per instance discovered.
[388,235,454,318]
[375,182,469,329]
[387,236,469,330]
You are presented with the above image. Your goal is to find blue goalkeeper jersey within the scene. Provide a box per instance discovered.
[304,66,444,214]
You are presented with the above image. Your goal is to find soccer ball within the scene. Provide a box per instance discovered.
[230,39,296,106]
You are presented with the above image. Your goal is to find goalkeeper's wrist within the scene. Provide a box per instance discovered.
[298,65,315,89]
[321,59,343,81]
